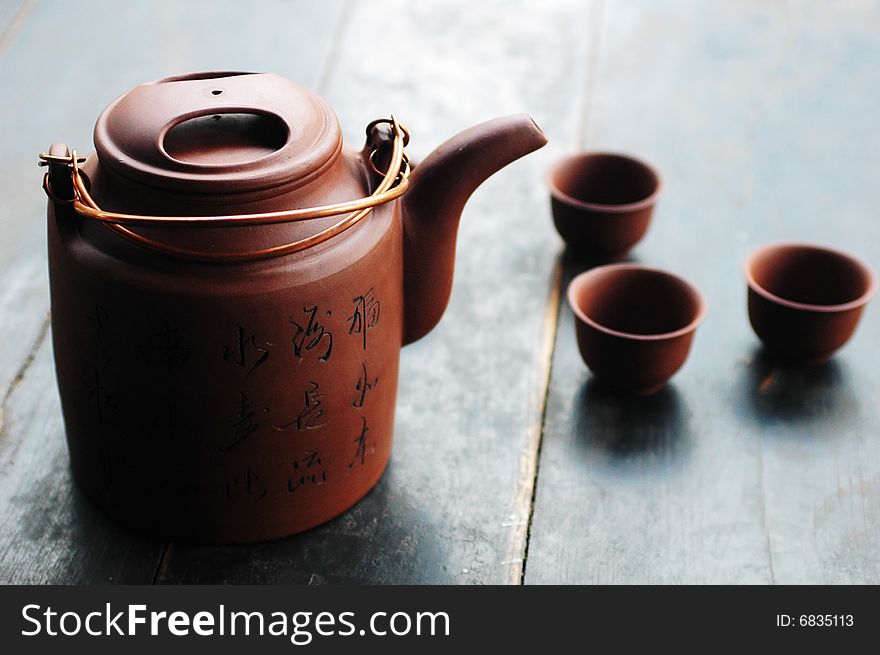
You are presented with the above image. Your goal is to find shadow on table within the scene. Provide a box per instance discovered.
[570,377,694,478]
[735,346,859,432]
[151,461,455,585]
[559,246,639,285]
[23,455,453,584]
[3,472,165,584]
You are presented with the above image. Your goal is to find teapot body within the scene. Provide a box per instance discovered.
[42,70,548,543]
[48,160,403,542]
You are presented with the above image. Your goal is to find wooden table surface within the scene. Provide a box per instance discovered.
[1,0,878,585]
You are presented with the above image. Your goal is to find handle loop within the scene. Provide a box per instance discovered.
[40,117,410,262]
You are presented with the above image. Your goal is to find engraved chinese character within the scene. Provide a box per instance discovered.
[225,468,267,501]
[348,289,380,350]
[273,380,328,432]
[87,303,112,364]
[138,397,185,432]
[348,417,370,469]
[141,322,188,375]
[288,450,327,493]
[290,306,333,362]
[87,303,110,342]
[222,324,270,375]
[86,367,117,424]
[219,392,261,452]
[352,362,378,408]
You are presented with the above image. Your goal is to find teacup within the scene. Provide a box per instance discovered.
[549,152,662,259]
[746,243,876,364]
[568,264,706,394]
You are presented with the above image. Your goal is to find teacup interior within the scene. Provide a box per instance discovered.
[572,267,703,336]
[552,153,659,206]
[749,245,873,307]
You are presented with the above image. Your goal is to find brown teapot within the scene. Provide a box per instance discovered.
[40,71,546,543]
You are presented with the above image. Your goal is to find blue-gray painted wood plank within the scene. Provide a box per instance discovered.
[525,0,880,584]
[0,1,29,44]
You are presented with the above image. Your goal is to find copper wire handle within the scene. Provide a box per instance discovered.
[39,117,411,262]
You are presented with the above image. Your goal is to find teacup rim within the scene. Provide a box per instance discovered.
[547,151,664,214]
[745,242,878,314]
[567,263,707,342]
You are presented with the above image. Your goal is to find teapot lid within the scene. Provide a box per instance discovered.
[94,71,342,194]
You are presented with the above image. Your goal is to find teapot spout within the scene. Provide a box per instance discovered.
[401,114,547,344]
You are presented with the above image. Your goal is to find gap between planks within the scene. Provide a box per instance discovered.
[575,0,606,150]
[504,259,562,585]
[0,0,38,56]
[151,542,174,585]
[0,313,49,442]
[0,0,45,440]
[507,0,606,585]
[314,0,355,98]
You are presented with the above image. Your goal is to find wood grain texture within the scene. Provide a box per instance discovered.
[155,0,594,585]
[0,0,347,584]
[525,0,880,584]
[0,0,34,53]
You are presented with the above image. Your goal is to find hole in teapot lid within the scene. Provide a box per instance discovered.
[163,112,288,166]
[159,71,255,83]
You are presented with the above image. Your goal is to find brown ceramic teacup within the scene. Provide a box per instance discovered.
[549,152,662,259]
[568,264,706,394]
[746,243,876,364]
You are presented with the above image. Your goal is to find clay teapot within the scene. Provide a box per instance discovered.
[40,71,547,543]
